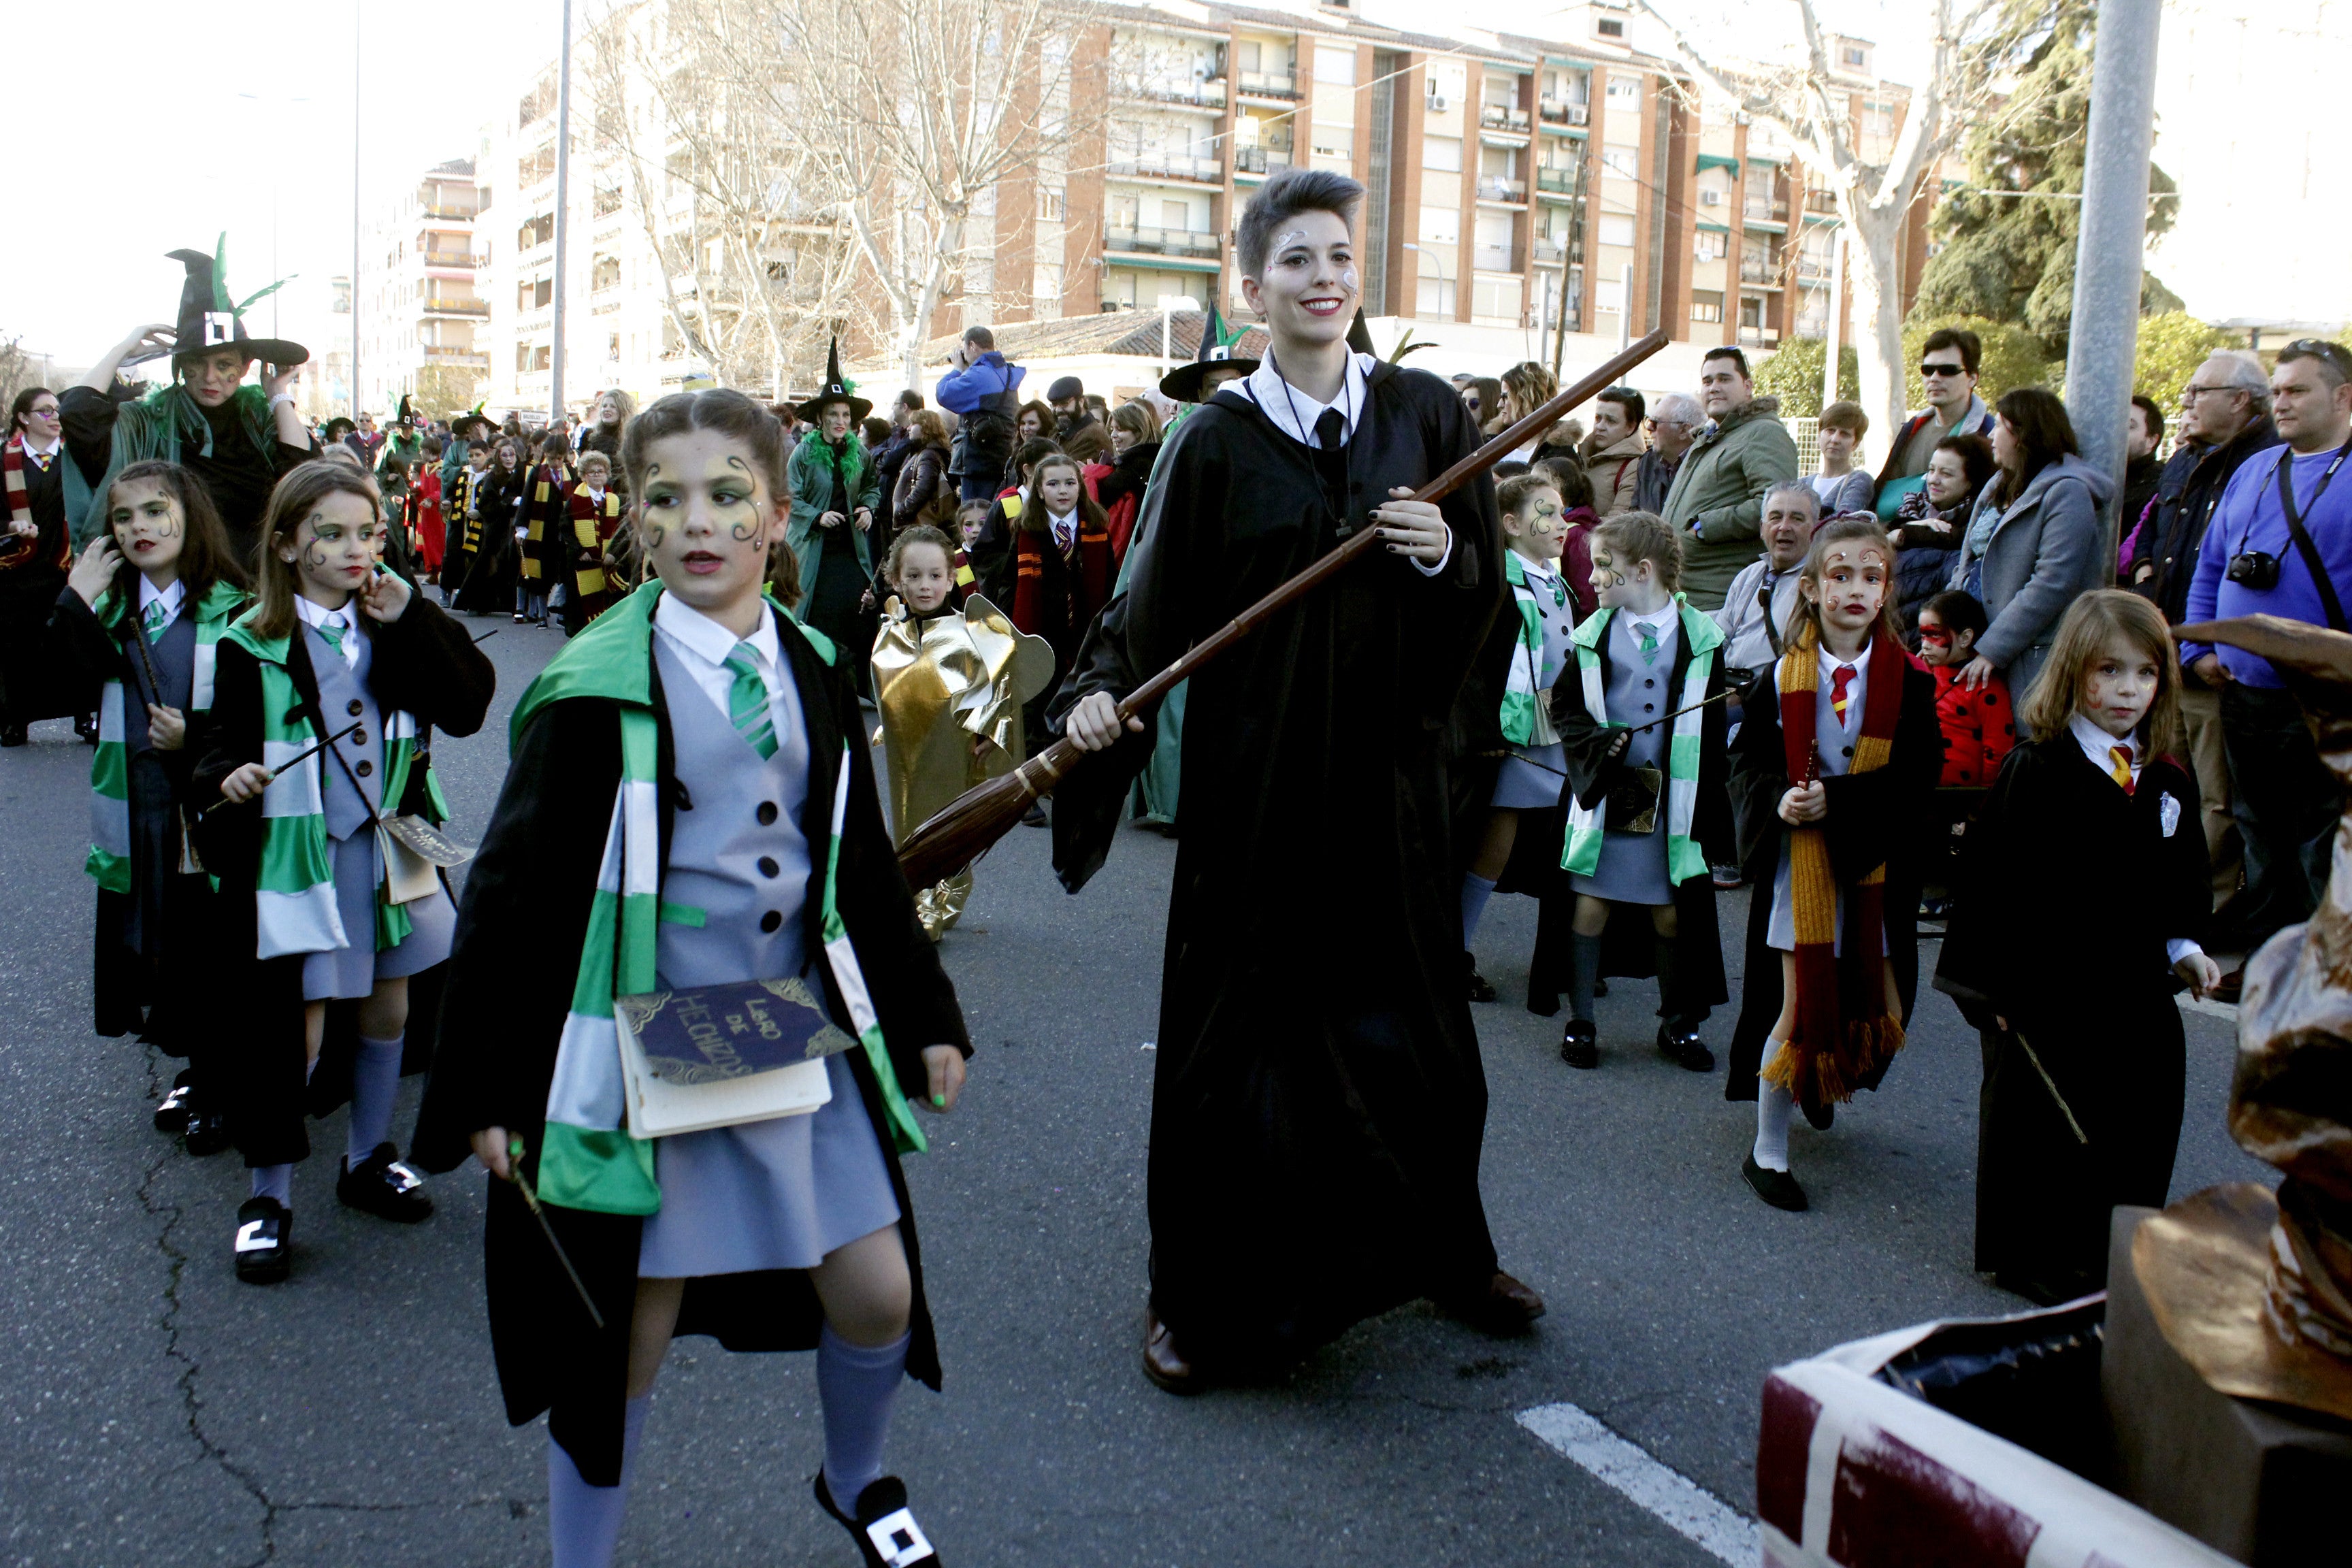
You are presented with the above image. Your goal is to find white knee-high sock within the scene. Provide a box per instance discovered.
[1753,1039,1795,1171]
[250,1163,294,1207]
[818,1324,910,1509]
[347,1034,404,1164]
[547,1394,651,1568]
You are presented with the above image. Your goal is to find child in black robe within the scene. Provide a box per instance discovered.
[1936,589,2217,1304]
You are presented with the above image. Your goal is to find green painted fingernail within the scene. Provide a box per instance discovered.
[932,1094,945,1107]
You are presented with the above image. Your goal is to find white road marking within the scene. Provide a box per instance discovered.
[1516,1403,1759,1566]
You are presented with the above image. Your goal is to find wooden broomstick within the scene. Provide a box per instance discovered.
[896,330,1673,888]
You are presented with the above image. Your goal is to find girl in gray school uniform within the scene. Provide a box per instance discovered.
[414,389,969,1568]
[195,461,495,1284]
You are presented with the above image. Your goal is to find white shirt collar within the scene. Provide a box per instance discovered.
[1624,600,1679,636]
[2070,712,2138,777]
[137,577,185,621]
[653,587,779,674]
[294,593,355,634]
[1512,549,1558,581]
[18,433,60,461]
[1818,638,1871,677]
[1235,350,1375,449]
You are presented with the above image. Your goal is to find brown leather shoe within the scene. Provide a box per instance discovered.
[1440,1271,1548,1337]
[1142,1309,1203,1394]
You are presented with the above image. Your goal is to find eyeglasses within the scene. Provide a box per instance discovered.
[2179,384,2240,403]
[1919,361,1969,378]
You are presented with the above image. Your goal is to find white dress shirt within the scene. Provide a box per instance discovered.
[2068,713,2204,968]
[294,593,363,669]
[137,576,186,636]
[1233,348,1451,575]
[653,589,802,747]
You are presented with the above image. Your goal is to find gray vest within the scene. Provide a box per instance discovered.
[307,622,382,843]
[1603,610,1680,773]
[127,608,197,758]
[653,636,815,988]
[1811,653,1869,778]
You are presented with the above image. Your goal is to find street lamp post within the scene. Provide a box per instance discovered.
[353,1,362,421]
[1403,242,1450,320]
[551,0,574,426]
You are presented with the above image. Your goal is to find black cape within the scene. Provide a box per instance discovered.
[1935,739,2207,1296]
[1047,362,1509,1370]
[1722,651,1943,1100]
[0,442,94,725]
[59,385,316,566]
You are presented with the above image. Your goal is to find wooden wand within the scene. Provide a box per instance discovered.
[896,329,1674,887]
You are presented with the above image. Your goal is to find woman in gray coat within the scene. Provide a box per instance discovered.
[1948,389,2114,702]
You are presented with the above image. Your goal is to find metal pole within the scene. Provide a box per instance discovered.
[2064,0,2163,586]
[1618,262,1633,353]
[352,2,361,422]
[1822,229,1845,419]
[551,0,574,426]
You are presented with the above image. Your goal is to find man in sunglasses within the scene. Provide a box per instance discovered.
[1872,327,1997,514]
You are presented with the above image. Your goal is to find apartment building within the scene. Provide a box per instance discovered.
[353,159,488,416]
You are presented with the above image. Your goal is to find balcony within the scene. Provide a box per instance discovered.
[1743,197,1790,226]
[1476,174,1528,203]
[1105,225,1221,260]
[1538,98,1590,127]
[1532,237,1568,264]
[1739,257,1779,286]
[421,297,489,316]
[1474,245,1518,274]
[421,250,480,268]
[1107,152,1224,185]
[1478,104,1533,134]
[1234,146,1291,180]
[1804,189,1840,216]
[1113,78,1226,110]
[420,346,489,368]
[1235,69,1298,101]
[421,204,478,221]
[1794,259,1831,284]
[1535,167,1579,195]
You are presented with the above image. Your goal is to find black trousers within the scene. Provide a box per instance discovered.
[2218,682,2335,951]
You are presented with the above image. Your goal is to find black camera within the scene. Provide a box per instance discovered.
[2227,550,2281,590]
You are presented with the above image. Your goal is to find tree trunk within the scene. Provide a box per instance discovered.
[1844,206,1908,448]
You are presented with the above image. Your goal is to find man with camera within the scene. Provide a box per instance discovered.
[2182,339,2352,965]
[935,325,1025,504]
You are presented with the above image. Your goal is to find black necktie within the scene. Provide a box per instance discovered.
[1312,408,1350,536]
[1313,407,1345,451]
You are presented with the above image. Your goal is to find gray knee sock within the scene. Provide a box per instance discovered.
[1569,932,1603,1023]
[1459,872,1498,945]
[818,1324,910,1509]
[1753,1041,1795,1171]
[249,1163,293,1207]
[347,1034,404,1166]
[547,1394,651,1568]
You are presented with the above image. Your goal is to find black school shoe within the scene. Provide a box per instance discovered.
[1742,1154,1808,1212]
[1560,1019,1598,1069]
[184,1109,233,1157]
[1656,1025,1714,1073]
[1464,952,1497,1003]
[815,1472,942,1567]
[234,1198,291,1284]
[76,713,99,745]
[154,1079,197,1134]
[337,1143,435,1223]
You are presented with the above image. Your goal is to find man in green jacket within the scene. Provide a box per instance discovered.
[1662,347,1799,610]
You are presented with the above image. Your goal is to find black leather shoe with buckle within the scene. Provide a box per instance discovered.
[1656,1025,1714,1072]
[184,1109,233,1157]
[234,1198,291,1284]
[815,1472,942,1567]
[154,1080,197,1134]
[1465,951,1497,1004]
[336,1143,434,1223]
[1560,1020,1599,1069]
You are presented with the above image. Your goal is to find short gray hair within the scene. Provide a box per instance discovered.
[1763,478,1820,518]
[1653,392,1703,427]
[2202,349,2272,414]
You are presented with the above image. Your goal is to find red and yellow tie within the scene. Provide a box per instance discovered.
[2109,745,2135,796]
[1829,664,1855,725]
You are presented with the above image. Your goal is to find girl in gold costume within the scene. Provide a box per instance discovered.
[870,525,1054,938]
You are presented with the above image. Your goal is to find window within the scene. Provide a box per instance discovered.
[1237,41,1260,73]
[1740,294,1765,331]
[1597,213,1635,246]
[1597,18,1624,37]
[1422,135,1463,174]
[1162,199,1191,229]
[1690,289,1725,324]
[1472,276,1522,322]
[1314,46,1356,86]
[1310,123,1352,169]
[593,184,623,218]
[1842,46,1865,67]
[517,276,553,311]
[519,143,556,189]
[1036,187,1064,222]
[1600,148,1638,180]
[1606,74,1640,101]
[515,342,551,372]
[1033,263,1064,300]
[1416,277,1457,317]
[591,254,621,293]
[1418,206,1460,246]
[1694,230,1727,261]
[517,212,555,251]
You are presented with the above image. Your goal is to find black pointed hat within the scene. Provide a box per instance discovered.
[395,394,417,428]
[797,338,871,423]
[1346,308,1377,358]
[1158,305,1261,402]
[161,236,308,370]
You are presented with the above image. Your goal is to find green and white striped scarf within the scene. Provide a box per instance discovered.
[1560,596,1722,886]
[221,612,425,960]
[85,579,249,894]
[1499,549,1567,747]
[521,583,923,1217]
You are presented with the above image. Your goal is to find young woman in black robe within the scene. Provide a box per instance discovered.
[1052,168,1540,1390]
[0,389,97,743]
[455,438,528,615]
[1936,590,2217,1305]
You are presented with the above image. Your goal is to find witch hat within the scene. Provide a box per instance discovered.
[1159,305,1261,403]
[395,394,417,429]
[159,235,308,370]
[797,338,871,423]
[1346,308,1377,358]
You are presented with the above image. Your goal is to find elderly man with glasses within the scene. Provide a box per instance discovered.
[2127,348,2278,921]
[2181,340,2352,979]
[1633,391,1703,514]
[1871,327,1998,517]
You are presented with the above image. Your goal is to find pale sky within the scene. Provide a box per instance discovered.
[6,0,2336,379]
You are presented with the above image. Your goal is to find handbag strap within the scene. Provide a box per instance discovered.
[2268,438,2352,634]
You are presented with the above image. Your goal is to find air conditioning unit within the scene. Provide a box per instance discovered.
[1427,94,1448,112]
[1700,189,1724,206]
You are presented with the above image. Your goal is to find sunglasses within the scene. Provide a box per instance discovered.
[2281,338,2352,382]
[1919,361,1969,378]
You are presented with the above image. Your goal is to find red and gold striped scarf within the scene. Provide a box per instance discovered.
[1772,630,1908,1105]
[1,434,68,574]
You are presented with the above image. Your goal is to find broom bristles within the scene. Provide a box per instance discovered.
[897,770,1037,888]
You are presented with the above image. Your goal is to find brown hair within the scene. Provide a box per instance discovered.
[1017,453,1109,536]
[620,389,794,509]
[884,523,958,589]
[1818,400,1869,438]
[1501,361,1560,440]
[1789,515,1901,652]
[1590,510,1682,593]
[1015,400,1053,439]
[1108,399,1160,446]
[909,408,950,450]
[102,460,249,608]
[248,461,386,640]
[1496,472,1563,525]
[2020,588,2184,755]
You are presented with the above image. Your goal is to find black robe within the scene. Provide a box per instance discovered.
[411,607,970,1486]
[1537,617,1734,1019]
[189,595,496,1166]
[1722,651,1943,1100]
[455,466,527,613]
[1934,740,2208,1298]
[1047,363,1508,1371]
[59,385,316,567]
[0,439,95,725]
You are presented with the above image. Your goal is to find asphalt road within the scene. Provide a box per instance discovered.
[0,616,2274,1567]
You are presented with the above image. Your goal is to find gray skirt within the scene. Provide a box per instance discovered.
[1570,820,1672,906]
[1490,742,1567,810]
[1765,833,1886,957]
[637,1051,902,1279]
[300,829,457,1000]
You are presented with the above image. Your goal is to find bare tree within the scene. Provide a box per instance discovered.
[1639,1,2000,436]
[0,333,39,414]
[583,0,870,396]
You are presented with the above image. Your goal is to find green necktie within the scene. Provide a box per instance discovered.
[142,598,172,639]
[316,620,346,659]
[725,642,777,760]
[1638,625,1659,665]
